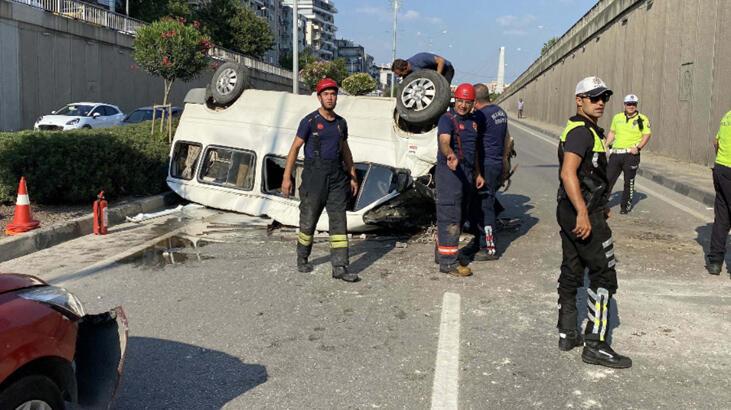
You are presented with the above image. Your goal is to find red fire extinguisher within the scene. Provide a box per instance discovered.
[93,191,108,235]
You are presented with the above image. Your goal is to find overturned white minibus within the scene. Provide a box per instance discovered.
[166,78,447,231]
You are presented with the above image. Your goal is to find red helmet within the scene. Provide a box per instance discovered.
[454,83,475,101]
[316,78,338,95]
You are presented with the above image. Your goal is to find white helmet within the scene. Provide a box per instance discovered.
[624,94,639,104]
[575,76,612,97]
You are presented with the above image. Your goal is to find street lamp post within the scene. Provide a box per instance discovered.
[292,0,299,94]
[390,0,399,98]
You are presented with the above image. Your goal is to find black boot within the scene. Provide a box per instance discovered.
[558,329,583,352]
[706,261,722,275]
[459,236,480,259]
[582,341,632,368]
[474,249,499,261]
[297,256,313,273]
[582,287,632,368]
[332,266,359,282]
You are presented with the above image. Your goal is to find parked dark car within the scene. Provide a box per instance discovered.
[0,273,127,409]
[121,106,182,125]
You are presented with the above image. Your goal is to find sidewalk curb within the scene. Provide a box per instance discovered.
[0,191,180,264]
[512,119,716,208]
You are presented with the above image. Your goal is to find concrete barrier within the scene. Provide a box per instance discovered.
[498,0,731,167]
[0,0,305,131]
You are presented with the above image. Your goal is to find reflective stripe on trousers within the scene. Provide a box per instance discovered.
[296,159,350,267]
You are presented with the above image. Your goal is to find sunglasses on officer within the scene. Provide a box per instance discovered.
[624,102,638,106]
[579,93,611,103]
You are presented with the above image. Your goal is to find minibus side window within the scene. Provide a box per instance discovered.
[170,142,202,180]
[199,146,256,191]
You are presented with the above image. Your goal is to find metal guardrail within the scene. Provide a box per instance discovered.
[9,0,296,80]
[11,0,145,33]
[208,47,294,80]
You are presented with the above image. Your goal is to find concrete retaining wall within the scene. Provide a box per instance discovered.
[499,0,731,166]
[0,0,301,131]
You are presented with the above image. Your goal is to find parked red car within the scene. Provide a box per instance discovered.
[0,273,127,409]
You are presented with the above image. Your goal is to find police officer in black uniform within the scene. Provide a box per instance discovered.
[556,76,631,368]
[281,78,359,282]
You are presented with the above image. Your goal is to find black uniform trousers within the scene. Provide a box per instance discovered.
[607,152,640,211]
[297,159,350,267]
[556,199,618,342]
[709,164,731,264]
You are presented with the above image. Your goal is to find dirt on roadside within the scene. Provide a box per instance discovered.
[0,203,90,234]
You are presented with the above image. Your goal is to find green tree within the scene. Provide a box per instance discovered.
[341,73,377,96]
[279,47,318,71]
[128,0,191,22]
[133,18,211,106]
[541,37,559,55]
[195,0,274,58]
[300,59,349,91]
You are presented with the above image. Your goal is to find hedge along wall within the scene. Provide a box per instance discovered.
[0,122,174,204]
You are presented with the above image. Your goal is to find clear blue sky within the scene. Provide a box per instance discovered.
[335,0,597,84]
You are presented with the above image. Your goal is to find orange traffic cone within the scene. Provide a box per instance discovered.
[5,177,40,236]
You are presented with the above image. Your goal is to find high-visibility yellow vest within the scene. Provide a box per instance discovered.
[609,112,651,149]
[716,111,731,167]
[560,120,605,153]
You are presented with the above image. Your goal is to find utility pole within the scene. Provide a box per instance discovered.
[390,0,399,98]
[292,0,299,94]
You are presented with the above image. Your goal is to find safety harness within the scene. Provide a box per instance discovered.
[444,111,465,160]
[308,112,346,160]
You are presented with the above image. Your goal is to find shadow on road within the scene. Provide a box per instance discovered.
[694,223,731,270]
[523,164,559,168]
[115,337,267,409]
[495,193,540,257]
[607,191,648,210]
[309,238,398,276]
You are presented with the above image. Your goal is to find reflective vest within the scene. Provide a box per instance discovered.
[558,119,608,211]
[560,120,605,153]
[716,111,731,168]
[609,112,651,149]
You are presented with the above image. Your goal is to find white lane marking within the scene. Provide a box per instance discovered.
[511,121,561,147]
[510,122,712,222]
[431,292,461,410]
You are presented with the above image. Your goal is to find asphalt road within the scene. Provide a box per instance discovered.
[2,122,730,409]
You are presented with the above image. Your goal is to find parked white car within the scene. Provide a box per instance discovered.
[34,103,125,131]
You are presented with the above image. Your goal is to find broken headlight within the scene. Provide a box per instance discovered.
[18,286,86,320]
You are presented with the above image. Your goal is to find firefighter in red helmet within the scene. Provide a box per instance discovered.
[434,83,483,276]
[282,78,360,282]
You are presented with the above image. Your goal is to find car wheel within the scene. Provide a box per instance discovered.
[82,125,92,129]
[396,69,451,126]
[0,375,64,410]
[210,62,249,106]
